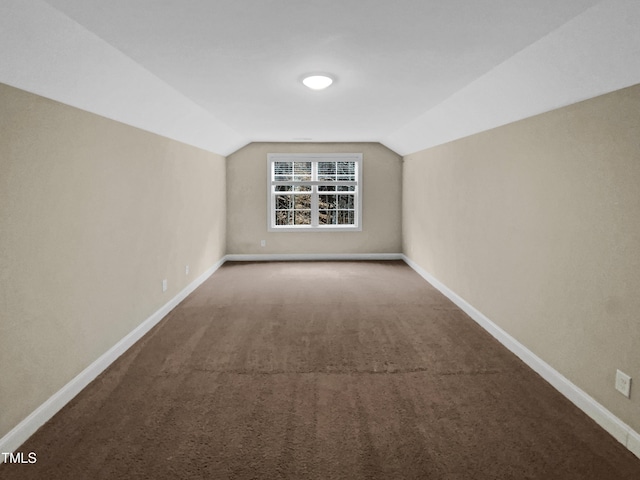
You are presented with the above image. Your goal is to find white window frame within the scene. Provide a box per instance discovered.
[267,153,363,232]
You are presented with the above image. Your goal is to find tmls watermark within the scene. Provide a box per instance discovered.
[2,452,37,464]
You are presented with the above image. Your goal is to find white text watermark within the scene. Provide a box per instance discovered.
[2,452,37,464]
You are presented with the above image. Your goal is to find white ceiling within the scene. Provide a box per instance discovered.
[1,0,639,156]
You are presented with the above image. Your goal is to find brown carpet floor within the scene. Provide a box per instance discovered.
[2,260,640,479]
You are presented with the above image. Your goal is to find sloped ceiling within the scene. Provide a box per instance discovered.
[1,0,639,156]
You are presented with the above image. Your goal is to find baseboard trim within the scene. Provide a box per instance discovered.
[0,257,226,460]
[402,254,640,460]
[629,429,640,459]
[224,253,403,262]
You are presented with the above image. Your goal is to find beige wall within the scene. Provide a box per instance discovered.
[227,142,402,255]
[0,83,227,439]
[403,84,640,432]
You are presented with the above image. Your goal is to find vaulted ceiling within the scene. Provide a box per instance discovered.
[1,0,639,156]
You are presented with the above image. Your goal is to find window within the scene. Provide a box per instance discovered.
[268,153,362,231]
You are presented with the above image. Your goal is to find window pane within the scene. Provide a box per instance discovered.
[274,162,292,181]
[275,185,292,192]
[337,210,355,225]
[337,185,355,192]
[318,161,336,181]
[318,194,336,209]
[293,161,312,181]
[337,161,356,181]
[275,210,293,225]
[294,194,311,209]
[294,210,311,225]
[337,194,354,209]
[318,185,336,192]
[276,194,293,209]
[294,185,312,192]
[318,210,336,225]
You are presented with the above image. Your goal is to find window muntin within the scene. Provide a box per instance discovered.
[268,154,362,231]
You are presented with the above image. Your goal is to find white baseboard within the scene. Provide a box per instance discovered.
[629,429,640,459]
[0,257,226,460]
[402,254,640,460]
[224,253,403,262]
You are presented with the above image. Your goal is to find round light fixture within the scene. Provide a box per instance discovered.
[302,75,333,90]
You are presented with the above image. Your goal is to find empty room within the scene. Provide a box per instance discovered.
[1,0,639,478]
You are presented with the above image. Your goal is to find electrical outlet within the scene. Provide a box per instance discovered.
[260,239,266,247]
[185,265,190,275]
[162,279,168,293]
[615,369,631,398]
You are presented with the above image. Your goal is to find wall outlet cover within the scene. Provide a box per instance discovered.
[615,369,631,398]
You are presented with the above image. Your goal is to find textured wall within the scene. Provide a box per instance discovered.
[0,83,227,439]
[403,84,640,432]
[227,142,402,255]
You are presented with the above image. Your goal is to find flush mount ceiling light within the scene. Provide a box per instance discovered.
[302,74,333,90]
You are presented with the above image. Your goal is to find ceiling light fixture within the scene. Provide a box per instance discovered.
[302,74,333,90]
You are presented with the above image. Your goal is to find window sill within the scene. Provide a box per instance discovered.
[268,225,362,233]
